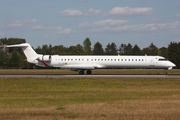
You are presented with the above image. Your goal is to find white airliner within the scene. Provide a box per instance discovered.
[8,43,176,74]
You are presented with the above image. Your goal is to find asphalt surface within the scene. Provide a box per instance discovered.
[0,74,180,78]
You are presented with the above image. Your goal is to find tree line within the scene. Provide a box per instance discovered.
[0,38,180,69]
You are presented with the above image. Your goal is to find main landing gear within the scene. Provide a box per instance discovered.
[79,70,92,75]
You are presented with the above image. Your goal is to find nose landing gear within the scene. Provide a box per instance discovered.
[164,69,167,75]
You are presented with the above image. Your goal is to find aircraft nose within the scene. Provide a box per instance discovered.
[169,62,176,67]
[167,62,176,70]
[172,63,176,67]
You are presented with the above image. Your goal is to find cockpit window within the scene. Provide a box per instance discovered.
[158,58,167,61]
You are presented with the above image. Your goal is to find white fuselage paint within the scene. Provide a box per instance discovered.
[34,55,175,70]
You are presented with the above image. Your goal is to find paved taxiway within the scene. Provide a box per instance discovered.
[0,74,180,78]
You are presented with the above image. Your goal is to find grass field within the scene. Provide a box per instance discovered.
[0,74,180,120]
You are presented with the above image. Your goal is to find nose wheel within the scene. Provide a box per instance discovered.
[164,69,167,75]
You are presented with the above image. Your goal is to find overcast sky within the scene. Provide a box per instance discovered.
[0,0,180,48]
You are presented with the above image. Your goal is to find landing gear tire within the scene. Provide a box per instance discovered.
[86,70,92,75]
[79,70,84,75]
[164,69,167,75]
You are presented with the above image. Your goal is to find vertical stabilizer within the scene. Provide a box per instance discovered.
[7,43,38,60]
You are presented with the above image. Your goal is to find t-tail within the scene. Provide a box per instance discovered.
[7,43,39,64]
[7,43,52,67]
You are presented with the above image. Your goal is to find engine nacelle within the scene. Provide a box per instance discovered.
[38,55,51,61]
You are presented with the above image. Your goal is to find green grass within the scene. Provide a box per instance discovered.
[0,77,180,120]
[0,78,179,107]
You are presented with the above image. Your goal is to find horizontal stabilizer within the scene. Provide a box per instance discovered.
[7,43,30,48]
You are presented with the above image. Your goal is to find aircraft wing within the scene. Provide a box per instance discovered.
[57,64,95,70]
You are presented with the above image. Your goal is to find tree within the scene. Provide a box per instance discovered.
[110,42,117,55]
[142,43,158,55]
[41,44,50,54]
[0,50,8,68]
[68,44,84,55]
[149,43,158,55]
[0,38,26,45]
[105,43,111,55]
[124,43,133,55]
[168,42,180,68]
[75,44,84,55]
[92,42,104,55]
[8,50,20,68]
[105,42,117,55]
[50,45,67,55]
[159,47,168,58]
[119,43,126,55]
[119,43,138,55]
[132,44,142,55]
[83,38,91,55]
[35,46,42,54]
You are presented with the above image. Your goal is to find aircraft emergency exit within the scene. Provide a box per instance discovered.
[8,43,176,75]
